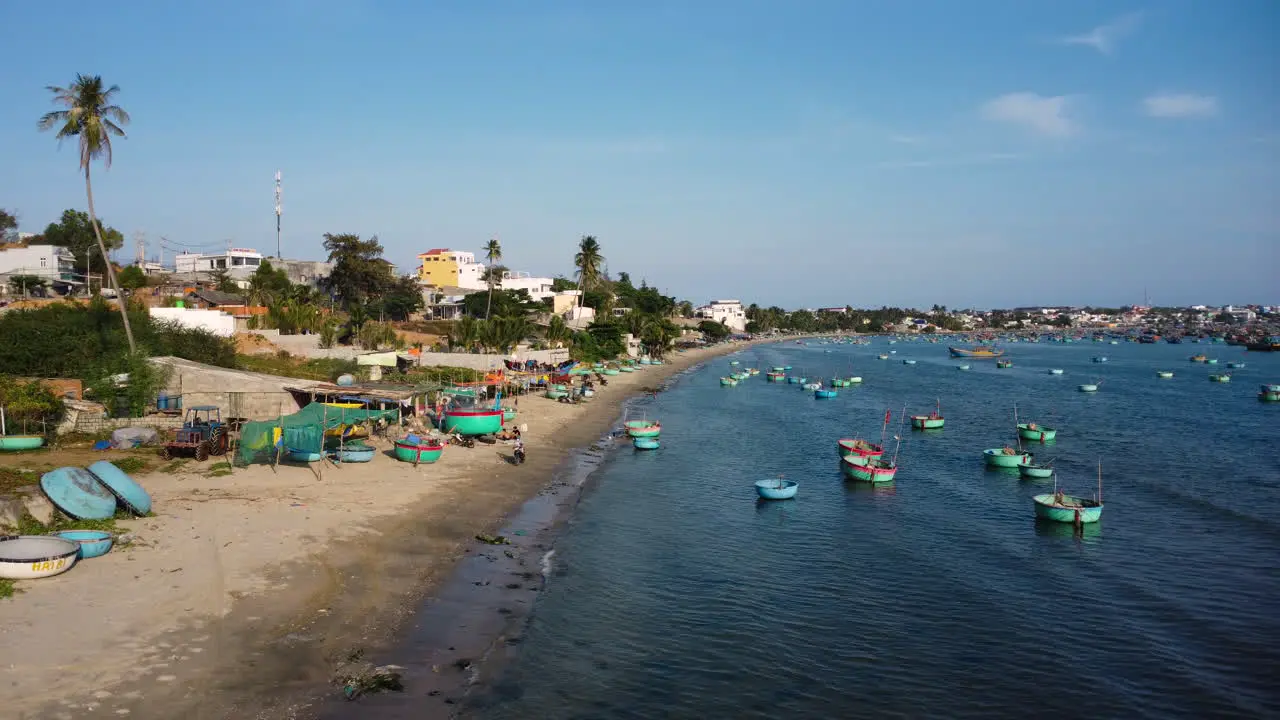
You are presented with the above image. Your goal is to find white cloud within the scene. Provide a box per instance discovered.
[1061,12,1143,55]
[981,93,1077,137]
[1143,93,1219,118]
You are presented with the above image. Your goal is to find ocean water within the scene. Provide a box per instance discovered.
[469,340,1280,719]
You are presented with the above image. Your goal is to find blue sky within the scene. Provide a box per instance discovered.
[2,1,1276,309]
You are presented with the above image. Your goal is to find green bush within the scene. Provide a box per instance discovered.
[0,376,65,433]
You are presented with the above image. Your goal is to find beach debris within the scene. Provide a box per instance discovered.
[333,649,405,701]
[475,534,510,545]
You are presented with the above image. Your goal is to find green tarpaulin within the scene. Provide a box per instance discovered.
[235,402,399,466]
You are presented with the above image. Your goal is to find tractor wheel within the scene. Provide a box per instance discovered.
[196,442,210,462]
[211,431,228,456]
[159,446,172,460]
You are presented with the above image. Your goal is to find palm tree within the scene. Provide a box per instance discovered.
[483,237,503,319]
[574,235,604,308]
[38,75,136,353]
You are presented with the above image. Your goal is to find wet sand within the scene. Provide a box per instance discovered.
[0,341,765,720]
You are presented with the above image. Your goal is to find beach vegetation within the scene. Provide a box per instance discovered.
[235,353,359,381]
[321,232,395,307]
[33,208,126,284]
[38,74,137,353]
[483,238,503,319]
[697,320,731,341]
[574,235,605,295]
[6,275,49,297]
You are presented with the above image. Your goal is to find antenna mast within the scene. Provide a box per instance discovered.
[133,230,145,267]
[274,171,283,259]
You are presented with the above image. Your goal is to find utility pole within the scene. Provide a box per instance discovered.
[133,230,145,267]
[275,171,283,260]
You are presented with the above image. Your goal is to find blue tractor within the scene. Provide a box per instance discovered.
[159,405,229,461]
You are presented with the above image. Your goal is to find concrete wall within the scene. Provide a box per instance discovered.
[149,307,237,337]
[151,356,326,419]
[69,414,186,435]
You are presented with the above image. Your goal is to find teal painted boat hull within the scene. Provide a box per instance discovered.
[1018,462,1054,479]
[442,409,504,435]
[602,369,620,376]
[287,450,323,462]
[0,436,44,451]
[984,449,1031,467]
[625,420,661,438]
[755,479,798,500]
[393,441,443,464]
[502,409,517,422]
[547,390,568,399]
[814,389,838,398]
[633,437,660,450]
[911,416,945,429]
[1017,424,1057,442]
[1033,494,1103,523]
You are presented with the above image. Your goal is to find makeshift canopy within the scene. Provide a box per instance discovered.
[235,402,399,466]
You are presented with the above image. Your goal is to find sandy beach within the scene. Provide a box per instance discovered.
[0,340,762,720]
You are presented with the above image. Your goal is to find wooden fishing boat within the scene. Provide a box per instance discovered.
[878,354,890,360]
[633,437,660,450]
[0,435,45,451]
[1189,354,1207,363]
[1206,358,1219,365]
[1209,373,1231,383]
[902,359,917,365]
[836,438,883,459]
[719,376,738,387]
[766,372,786,382]
[910,400,945,430]
[786,376,802,384]
[624,419,661,438]
[0,536,80,579]
[1048,369,1064,375]
[1017,422,1057,442]
[803,382,822,390]
[393,439,444,464]
[984,447,1031,467]
[755,477,798,500]
[1018,461,1054,479]
[1227,361,1245,369]
[842,455,897,482]
[949,346,1006,358]
[956,364,970,371]
[1078,383,1099,393]
[1156,371,1174,378]
[814,389,838,399]
[1259,384,1280,402]
[1033,465,1104,524]
[1092,356,1108,363]
[996,359,1013,368]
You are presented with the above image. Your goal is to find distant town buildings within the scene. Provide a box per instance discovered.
[416,248,487,291]
[696,299,747,332]
[496,270,555,302]
[0,243,78,293]
[175,247,264,279]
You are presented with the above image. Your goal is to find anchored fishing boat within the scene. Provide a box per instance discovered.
[844,409,906,483]
[996,359,1013,369]
[956,364,971,371]
[1049,368,1064,375]
[1209,373,1231,383]
[1018,460,1055,479]
[1078,381,1100,393]
[1227,361,1245,369]
[1189,354,1208,363]
[836,437,883,460]
[803,382,822,391]
[984,447,1031,468]
[910,400,945,430]
[766,371,786,382]
[1259,384,1280,402]
[633,437,660,450]
[755,476,798,500]
[624,419,661,438]
[719,376,738,387]
[814,388,838,399]
[949,346,1006,358]
[902,359,917,365]
[1015,405,1057,443]
[1156,371,1174,378]
[1033,463,1104,524]
[1092,356,1108,363]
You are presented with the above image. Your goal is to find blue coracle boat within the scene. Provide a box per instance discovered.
[814,389,838,399]
[633,437,660,450]
[755,478,798,500]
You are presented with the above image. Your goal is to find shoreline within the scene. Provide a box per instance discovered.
[1,339,769,720]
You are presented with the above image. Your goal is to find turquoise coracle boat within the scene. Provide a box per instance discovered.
[1034,491,1103,523]
[625,419,661,438]
[755,477,798,500]
[814,389,838,399]
[1017,423,1057,442]
[984,448,1031,467]
[393,440,444,464]
[442,406,504,435]
[0,436,44,451]
[633,437,660,450]
[1018,461,1054,479]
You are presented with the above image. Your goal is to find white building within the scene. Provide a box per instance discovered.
[174,247,265,279]
[695,299,748,333]
[496,271,555,301]
[0,244,79,292]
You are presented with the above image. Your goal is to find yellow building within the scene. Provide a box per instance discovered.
[416,248,487,290]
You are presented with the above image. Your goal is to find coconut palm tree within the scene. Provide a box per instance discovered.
[483,237,502,319]
[38,74,135,352]
[574,235,604,310]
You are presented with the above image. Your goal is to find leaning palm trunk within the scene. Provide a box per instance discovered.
[85,164,135,351]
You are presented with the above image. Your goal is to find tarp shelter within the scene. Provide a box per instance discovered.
[235,402,398,466]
